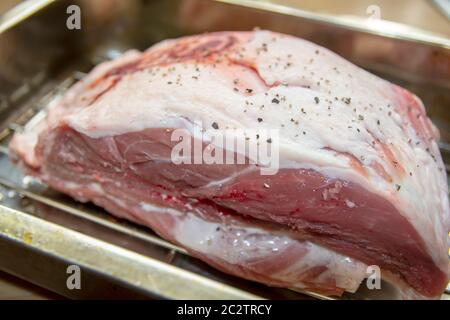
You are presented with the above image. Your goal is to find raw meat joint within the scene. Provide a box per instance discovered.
[9,30,449,299]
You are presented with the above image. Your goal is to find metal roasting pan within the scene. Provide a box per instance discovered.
[0,0,448,299]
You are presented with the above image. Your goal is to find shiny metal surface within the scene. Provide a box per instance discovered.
[0,0,449,299]
[0,0,56,33]
[220,0,450,47]
[432,0,450,21]
[0,204,260,299]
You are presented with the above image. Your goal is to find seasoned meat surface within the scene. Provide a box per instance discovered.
[10,30,449,299]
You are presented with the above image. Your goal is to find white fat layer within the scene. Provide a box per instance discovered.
[173,213,367,293]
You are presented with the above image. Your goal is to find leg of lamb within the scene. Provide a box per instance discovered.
[9,30,449,299]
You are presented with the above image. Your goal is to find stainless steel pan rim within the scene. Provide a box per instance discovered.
[219,0,450,49]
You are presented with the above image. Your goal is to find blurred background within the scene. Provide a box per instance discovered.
[265,0,450,36]
[3,0,448,35]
